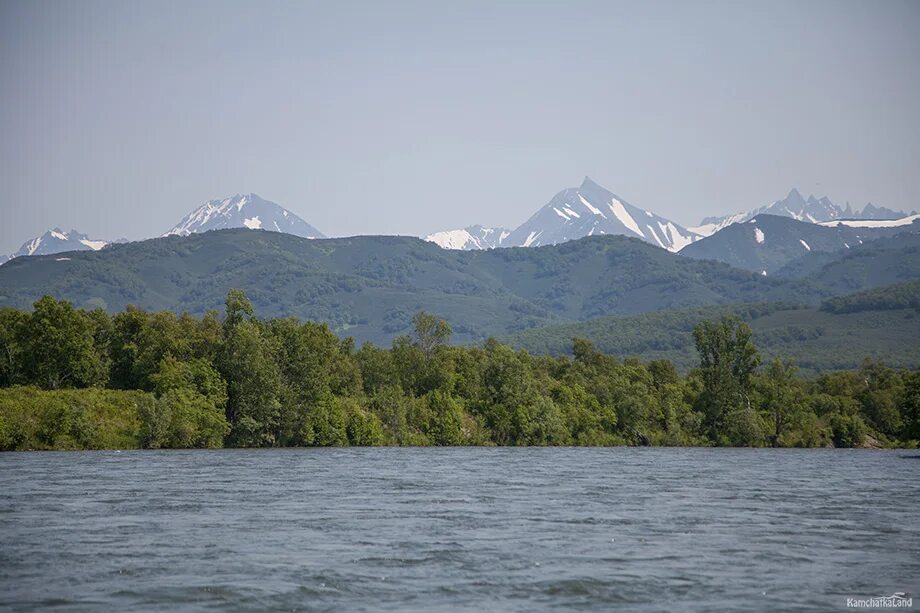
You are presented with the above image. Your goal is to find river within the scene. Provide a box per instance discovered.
[1,448,917,611]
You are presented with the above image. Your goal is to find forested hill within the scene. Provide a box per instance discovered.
[775,231,920,283]
[0,229,913,345]
[505,280,920,373]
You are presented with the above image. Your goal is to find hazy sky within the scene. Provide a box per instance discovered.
[1,0,918,252]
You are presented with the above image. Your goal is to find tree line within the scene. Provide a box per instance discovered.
[0,291,917,450]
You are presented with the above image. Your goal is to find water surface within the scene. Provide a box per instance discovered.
[1,448,918,611]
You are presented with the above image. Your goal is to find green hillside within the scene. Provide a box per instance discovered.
[505,283,920,373]
[821,279,920,314]
[0,230,828,344]
[775,231,920,287]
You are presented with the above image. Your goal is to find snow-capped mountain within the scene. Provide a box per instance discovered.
[504,177,701,252]
[680,213,920,273]
[425,225,511,250]
[2,228,110,264]
[166,193,324,239]
[427,177,701,253]
[691,189,910,237]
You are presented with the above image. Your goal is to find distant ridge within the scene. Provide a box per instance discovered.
[691,188,912,237]
[2,228,110,264]
[679,213,920,273]
[2,184,914,265]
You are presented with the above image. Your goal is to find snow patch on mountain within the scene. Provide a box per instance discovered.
[688,212,748,237]
[818,214,920,229]
[522,230,543,247]
[424,225,511,250]
[79,239,107,250]
[577,194,605,217]
[608,197,643,236]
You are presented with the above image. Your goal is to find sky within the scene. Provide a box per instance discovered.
[1,0,919,253]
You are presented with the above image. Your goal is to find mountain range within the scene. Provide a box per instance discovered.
[1,178,917,373]
[425,182,914,253]
[2,179,916,271]
[1,193,323,264]
[688,188,911,237]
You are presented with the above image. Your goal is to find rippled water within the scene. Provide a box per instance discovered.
[1,449,918,611]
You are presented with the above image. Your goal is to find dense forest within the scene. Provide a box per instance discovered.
[1,291,918,451]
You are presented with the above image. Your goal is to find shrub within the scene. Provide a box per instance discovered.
[830,413,866,448]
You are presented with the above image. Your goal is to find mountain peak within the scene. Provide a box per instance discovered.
[855,202,909,220]
[501,177,701,252]
[698,187,910,235]
[166,194,324,239]
[237,192,263,204]
[577,176,617,204]
[784,188,806,206]
[424,176,701,253]
[2,227,109,262]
